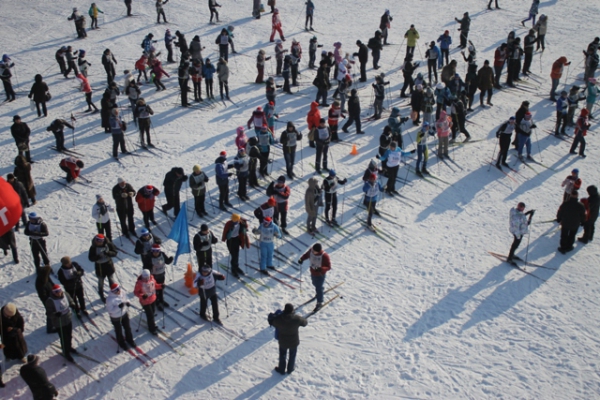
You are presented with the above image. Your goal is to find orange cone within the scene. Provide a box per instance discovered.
[350,143,358,155]
[184,263,194,288]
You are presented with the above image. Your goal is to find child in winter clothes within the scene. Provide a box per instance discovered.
[436,110,452,159]
[134,269,160,334]
[194,265,225,322]
[135,54,149,83]
[252,217,282,272]
[151,61,169,91]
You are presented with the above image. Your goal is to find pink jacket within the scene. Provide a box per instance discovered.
[333,42,343,64]
[152,62,170,80]
[77,74,92,93]
[235,128,248,150]
[436,111,452,138]
[272,13,281,28]
[134,275,162,306]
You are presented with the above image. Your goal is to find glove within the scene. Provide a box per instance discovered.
[525,209,536,216]
[216,275,225,281]
[128,192,135,197]
[401,117,410,123]
[531,124,537,129]
[28,94,32,99]
[410,149,417,154]
[228,172,233,177]
[118,302,125,308]
[142,294,148,299]
[375,154,381,159]
[298,259,303,265]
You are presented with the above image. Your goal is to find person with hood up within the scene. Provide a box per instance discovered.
[194,265,225,322]
[19,354,58,398]
[268,303,308,375]
[252,216,283,273]
[342,89,363,133]
[162,167,188,217]
[45,284,77,361]
[134,269,160,334]
[313,59,330,107]
[203,58,216,99]
[305,177,322,234]
[367,30,383,70]
[556,190,586,254]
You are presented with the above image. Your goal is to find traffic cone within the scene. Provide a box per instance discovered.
[350,143,358,155]
[184,263,194,288]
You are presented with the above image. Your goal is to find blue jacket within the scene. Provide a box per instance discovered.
[203,63,216,80]
[264,103,278,126]
[215,155,232,185]
[362,181,383,203]
[165,31,174,47]
[435,87,452,104]
[556,96,568,114]
[380,147,411,163]
[306,0,314,16]
[437,35,452,50]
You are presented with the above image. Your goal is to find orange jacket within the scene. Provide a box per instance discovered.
[306,101,321,130]
[134,275,161,306]
[550,57,569,80]
[59,157,81,179]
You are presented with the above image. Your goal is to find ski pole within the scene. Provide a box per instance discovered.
[391,37,406,66]
[223,283,229,318]
[487,137,499,172]
[340,183,346,226]
[300,135,304,178]
[202,287,213,329]
[524,228,532,270]
[328,146,336,171]
[326,280,344,299]
[116,313,123,353]
[206,183,216,214]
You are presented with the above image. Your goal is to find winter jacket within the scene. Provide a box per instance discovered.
[271,12,281,29]
[379,12,392,31]
[135,56,148,72]
[494,47,507,68]
[380,147,412,168]
[404,29,420,47]
[347,92,361,116]
[112,182,135,211]
[362,180,383,204]
[29,76,49,103]
[435,86,452,104]
[367,34,383,53]
[551,57,569,79]
[106,288,129,319]
[388,107,407,136]
[47,118,74,135]
[163,167,188,197]
[436,111,452,138]
[45,292,74,329]
[57,262,85,293]
[584,186,600,223]
[134,275,161,306]
[562,175,582,195]
[529,0,539,15]
[102,53,117,70]
[455,15,471,32]
[556,197,586,230]
[217,59,229,81]
[253,221,282,244]
[221,219,251,248]
[134,234,161,269]
[190,37,203,61]
[233,151,250,177]
[357,43,369,63]
[9,178,29,208]
[509,208,528,238]
[215,155,233,186]
[441,62,457,84]
[267,180,291,207]
[305,177,321,217]
[189,171,209,197]
[89,4,103,18]
[88,238,118,277]
[534,17,547,35]
[148,251,173,276]
[437,34,452,50]
[299,248,331,277]
[254,202,276,223]
[11,122,31,146]
[14,156,35,199]
[193,270,225,299]
[193,230,218,253]
[59,157,82,179]
[270,311,308,349]
[92,201,113,224]
[362,161,379,182]
[24,219,49,241]
[306,102,321,130]
[1,306,27,360]
[556,96,568,114]
[313,65,330,90]
[20,362,57,400]
[175,32,189,53]
[152,62,169,80]
[477,65,494,90]
[135,185,160,212]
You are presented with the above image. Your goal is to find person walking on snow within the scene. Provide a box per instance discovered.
[569,108,591,157]
[507,202,535,263]
[269,303,308,375]
[221,213,250,277]
[517,111,537,160]
[488,0,500,10]
[105,283,136,350]
[252,216,282,273]
[92,194,114,241]
[270,9,285,42]
[233,147,251,201]
[298,243,331,311]
[404,25,420,57]
[134,269,160,335]
[209,0,221,24]
[88,3,103,29]
[522,0,540,27]
[305,0,315,31]
[162,167,188,218]
[193,265,225,322]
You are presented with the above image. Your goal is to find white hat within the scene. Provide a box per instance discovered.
[141,269,151,279]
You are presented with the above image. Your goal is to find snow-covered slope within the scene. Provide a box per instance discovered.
[1,0,599,399]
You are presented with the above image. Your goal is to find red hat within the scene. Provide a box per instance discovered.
[264,216,272,223]
[267,197,276,206]
[52,284,62,292]
[151,244,161,251]
[256,106,262,111]
[110,283,120,292]
[269,101,274,106]
[145,185,153,191]
[95,234,105,241]
[220,150,227,156]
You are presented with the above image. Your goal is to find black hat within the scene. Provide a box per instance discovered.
[312,243,322,252]
[13,115,21,121]
[200,224,208,231]
[284,303,294,314]
[7,173,15,180]
[277,175,286,183]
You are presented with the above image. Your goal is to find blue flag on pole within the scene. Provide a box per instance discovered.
[167,201,191,265]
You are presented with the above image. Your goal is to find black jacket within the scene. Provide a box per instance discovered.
[347,93,361,116]
[9,179,29,208]
[20,362,57,400]
[88,239,118,277]
[357,43,369,63]
[11,122,31,145]
[57,262,85,293]
[47,119,74,134]
[193,231,218,252]
[557,197,586,230]
[586,187,600,224]
[112,182,136,211]
[163,167,188,197]
[367,35,383,52]
[411,90,424,112]
[29,80,49,103]
[269,311,308,348]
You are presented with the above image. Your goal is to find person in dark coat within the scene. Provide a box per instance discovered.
[46,119,74,152]
[20,354,58,399]
[175,31,189,58]
[162,167,188,217]
[6,173,28,231]
[100,91,112,133]
[367,30,383,70]
[0,227,18,264]
[14,155,36,205]
[354,40,369,82]
[45,284,76,361]
[57,256,87,316]
[27,74,50,117]
[410,84,424,125]
[454,12,471,48]
[556,190,587,253]
[112,177,137,238]
[24,212,50,274]
[579,185,599,244]
[35,266,56,333]
[400,55,419,98]
[10,115,32,162]
[341,89,363,133]
[101,49,117,85]
[55,47,67,75]
[88,234,118,302]
[1,303,28,362]
[268,303,308,374]
[477,60,494,108]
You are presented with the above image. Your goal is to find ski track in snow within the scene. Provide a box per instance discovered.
[1,0,600,398]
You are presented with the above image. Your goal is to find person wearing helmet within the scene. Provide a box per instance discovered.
[24,213,50,273]
[570,109,591,157]
[194,265,225,322]
[134,269,160,334]
[252,216,282,273]
[45,284,77,361]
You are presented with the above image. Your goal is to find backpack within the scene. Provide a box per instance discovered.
[267,310,283,339]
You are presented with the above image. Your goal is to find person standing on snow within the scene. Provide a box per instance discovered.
[280,121,302,179]
[495,116,516,170]
[46,118,74,152]
[217,57,230,100]
[102,49,117,85]
[19,354,58,398]
[155,0,169,23]
[88,3,104,29]
[341,89,363,133]
[355,40,369,82]
[362,174,383,227]
[252,216,282,273]
[569,108,591,157]
[561,168,582,203]
[88,234,118,303]
[436,110,452,159]
[134,269,160,334]
[193,265,225,322]
[112,178,136,239]
[215,150,235,211]
[437,30,452,67]
[233,147,251,201]
[57,256,87,316]
[305,177,322,234]
[134,99,155,147]
[135,184,160,230]
[162,167,188,218]
[305,0,315,31]
[189,165,210,217]
[266,176,291,234]
[379,142,414,194]
[215,29,233,61]
[521,0,540,27]
[507,202,535,263]
[24,212,50,273]
[209,0,221,24]
[556,190,586,254]
[404,24,420,57]
[134,228,162,269]
[270,9,285,42]
[203,58,216,99]
[517,111,537,161]
[268,303,308,375]
[105,283,136,350]
[0,303,28,363]
[488,0,500,10]
[550,57,571,101]
[415,122,432,176]
[579,185,599,244]
[45,284,77,361]
[92,194,114,241]
[221,213,250,278]
[380,10,393,46]
[67,7,87,39]
[298,243,331,311]
[193,224,218,268]
[454,12,471,49]
[322,170,347,226]
[554,90,569,136]
[312,119,331,174]
[367,31,383,70]
[425,41,440,84]
[148,244,173,311]
[256,125,275,176]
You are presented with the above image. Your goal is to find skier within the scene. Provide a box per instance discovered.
[266,176,291,234]
[579,185,599,243]
[280,121,302,179]
[134,269,160,334]
[379,142,414,193]
[362,174,383,227]
[132,98,154,146]
[190,59,203,102]
[562,169,582,203]
[550,57,571,101]
[566,85,586,126]
[554,90,569,136]
[252,216,282,273]
[570,108,590,157]
[174,31,189,59]
[57,256,87,316]
[10,116,32,163]
[135,184,160,230]
[63,47,78,78]
[35,266,55,334]
[451,98,471,143]
[477,60,494,107]
[264,101,278,132]
[371,75,388,119]
[189,165,210,217]
[215,29,233,61]
[135,228,162,270]
[415,122,432,176]
[209,0,221,24]
[507,202,535,263]
[290,40,302,86]
[88,234,118,303]
[0,303,28,363]
[45,284,77,361]
[233,147,250,201]
[298,243,331,311]
[437,30,452,67]
[268,303,308,375]
[434,82,452,120]
[516,111,536,160]
[367,31,383,70]
[155,0,169,23]
[522,0,540,27]
[312,118,331,173]
[305,0,315,31]
[307,36,320,70]
[203,58,216,100]
[194,265,225,322]
[124,0,133,17]
[275,39,288,74]
[256,126,275,176]
[109,108,129,159]
[556,190,586,254]
[45,119,73,152]
[305,177,322,234]
[254,197,278,225]
[148,244,173,311]
[425,42,440,84]
[0,58,16,102]
[341,89,363,134]
[221,213,250,277]
[102,49,117,85]
[436,110,452,159]
[380,10,393,46]
[355,40,368,82]
[19,354,58,398]
[313,60,330,107]
[217,57,229,100]
[162,167,188,218]
[495,116,516,169]
[178,60,191,107]
[387,107,409,149]
[68,7,87,39]
[27,74,49,117]
[404,24,420,56]
[92,194,114,241]
[88,3,103,29]
[454,12,471,49]
[215,150,234,211]
[112,178,137,239]
[194,224,218,268]
[24,212,49,273]
[105,283,136,350]
[322,170,347,225]
[270,9,285,42]
[247,137,261,188]
[327,101,344,142]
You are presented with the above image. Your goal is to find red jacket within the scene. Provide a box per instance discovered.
[152,62,170,80]
[135,56,148,71]
[247,110,267,130]
[550,57,569,80]
[135,185,160,212]
[134,275,161,306]
[299,249,331,277]
[221,219,251,248]
[77,74,92,93]
[59,157,81,179]
[574,115,590,136]
[307,102,321,130]
[493,47,506,67]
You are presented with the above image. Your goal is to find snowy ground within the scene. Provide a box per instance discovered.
[1,0,600,398]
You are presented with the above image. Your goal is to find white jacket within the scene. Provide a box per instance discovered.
[106,289,129,319]
[509,207,528,238]
[92,202,113,224]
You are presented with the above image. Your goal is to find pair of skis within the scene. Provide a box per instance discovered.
[108,334,156,367]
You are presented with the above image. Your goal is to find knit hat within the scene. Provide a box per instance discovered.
[284,303,294,314]
[94,234,105,242]
[27,354,38,364]
[220,150,227,157]
[581,108,589,116]
[524,112,532,119]
[231,213,241,222]
[141,269,151,279]
[60,256,71,266]
[52,284,62,292]
[117,177,125,183]
[193,165,201,173]
[329,169,336,176]
[509,116,516,121]
[200,224,209,231]
[267,197,276,206]
[3,303,16,317]
[110,283,120,292]
[145,185,153,191]
[277,175,286,183]
[151,244,161,252]
[28,212,38,220]
[140,227,149,236]
[312,243,322,252]
[572,168,579,175]
[13,115,21,121]
[96,194,103,201]
[256,106,262,111]
[236,126,245,135]
[369,173,377,181]
[264,216,272,223]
